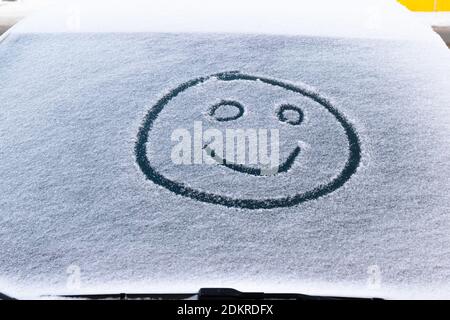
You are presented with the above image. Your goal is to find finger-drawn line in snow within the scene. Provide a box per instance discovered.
[202,142,301,177]
[135,71,361,209]
[208,100,245,122]
[277,104,304,126]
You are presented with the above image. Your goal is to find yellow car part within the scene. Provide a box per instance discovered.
[398,0,450,11]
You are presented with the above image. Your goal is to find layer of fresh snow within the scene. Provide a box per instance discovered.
[9,0,439,41]
[414,12,450,27]
[1,1,450,299]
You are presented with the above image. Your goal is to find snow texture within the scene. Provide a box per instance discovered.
[1,1,450,299]
[11,0,437,41]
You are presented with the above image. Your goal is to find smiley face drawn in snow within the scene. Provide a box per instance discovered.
[135,71,361,209]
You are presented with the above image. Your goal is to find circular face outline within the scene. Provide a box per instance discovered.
[135,71,361,209]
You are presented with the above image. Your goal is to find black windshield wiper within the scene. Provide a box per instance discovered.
[197,288,381,300]
[58,288,382,300]
[0,291,16,300]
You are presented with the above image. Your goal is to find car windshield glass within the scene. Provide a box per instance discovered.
[1,0,450,300]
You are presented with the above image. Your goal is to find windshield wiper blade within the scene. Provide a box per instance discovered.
[197,288,381,300]
[58,288,382,300]
[0,292,16,300]
[60,292,195,300]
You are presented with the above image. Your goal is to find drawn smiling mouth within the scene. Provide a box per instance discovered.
[203,143,301,176]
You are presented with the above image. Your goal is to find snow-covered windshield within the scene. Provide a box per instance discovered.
[1,0,450,299]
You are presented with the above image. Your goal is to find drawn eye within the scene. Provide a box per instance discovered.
[209,100,245,122]
[276,104,304,125]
